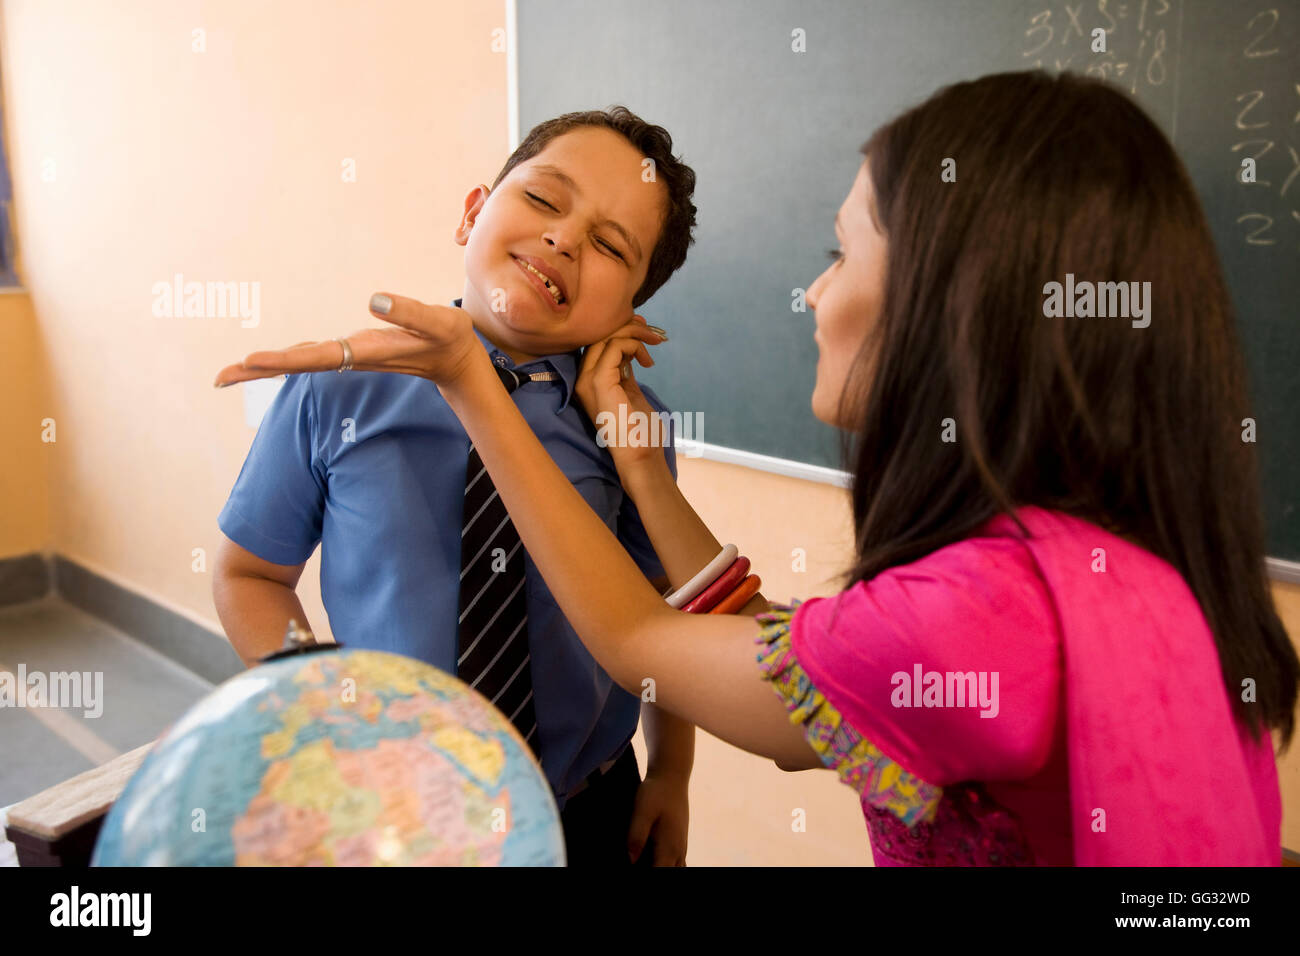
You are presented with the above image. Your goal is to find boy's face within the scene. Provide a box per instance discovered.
[457,127,668,363]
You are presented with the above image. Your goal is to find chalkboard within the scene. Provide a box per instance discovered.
[516,0,1300,563]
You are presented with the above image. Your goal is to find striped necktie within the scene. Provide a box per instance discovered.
[456,364,558,754]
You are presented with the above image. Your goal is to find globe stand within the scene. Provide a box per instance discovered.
[258,619,340,664]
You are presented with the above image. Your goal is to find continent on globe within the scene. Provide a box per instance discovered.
[91,649,565,867]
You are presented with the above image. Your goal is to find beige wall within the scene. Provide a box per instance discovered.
[0,292,50,555]
[1,0,1296,865]
[0,0,508,630]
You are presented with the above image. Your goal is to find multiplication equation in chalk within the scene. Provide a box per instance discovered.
[1021,0,1181,122]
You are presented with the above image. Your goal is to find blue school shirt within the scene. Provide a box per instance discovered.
[217,307,677,808]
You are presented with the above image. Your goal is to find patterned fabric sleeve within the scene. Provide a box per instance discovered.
[755,601,943,827]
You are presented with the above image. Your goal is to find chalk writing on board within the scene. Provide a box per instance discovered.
[1021,0,1181,132]
[1231,8,1298,250]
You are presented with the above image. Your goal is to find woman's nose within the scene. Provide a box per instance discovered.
[805,273,823,312]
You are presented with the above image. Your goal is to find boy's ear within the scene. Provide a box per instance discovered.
[453,185,491,246]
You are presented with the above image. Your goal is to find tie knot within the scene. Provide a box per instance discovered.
[494,364,561,395]
[494,365,523,394]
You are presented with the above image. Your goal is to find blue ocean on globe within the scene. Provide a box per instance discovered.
[92,648,565,866]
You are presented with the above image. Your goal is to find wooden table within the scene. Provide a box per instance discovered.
[4,744,151,866]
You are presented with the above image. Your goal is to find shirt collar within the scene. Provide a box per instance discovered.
[453,298,580,412]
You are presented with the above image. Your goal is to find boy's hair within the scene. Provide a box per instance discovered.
[837,70,1298,748]
[491,106,697,308]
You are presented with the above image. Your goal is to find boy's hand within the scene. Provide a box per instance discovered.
[213,293,481,388]
[575,315,670,473]
[627,767,689,866]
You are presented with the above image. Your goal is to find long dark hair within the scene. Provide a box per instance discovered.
[836,70,1298,748]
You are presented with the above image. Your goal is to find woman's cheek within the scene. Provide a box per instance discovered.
[811,374,836,426]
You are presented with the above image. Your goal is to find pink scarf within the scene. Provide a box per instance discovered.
[790,506,1280,865]
[1014,508,1279,865]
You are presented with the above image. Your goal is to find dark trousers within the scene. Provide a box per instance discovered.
[559,747,654,867]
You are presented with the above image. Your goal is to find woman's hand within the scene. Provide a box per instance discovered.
[575,314,671,476]
[212,293,481,387]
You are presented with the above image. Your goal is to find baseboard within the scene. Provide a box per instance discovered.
[0,553,50,606]
[51,556,242,685]
[0,551,242,685]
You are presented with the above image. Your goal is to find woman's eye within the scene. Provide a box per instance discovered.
[526,191,556,210]
[826,247,844,263]
[597,239,626,261]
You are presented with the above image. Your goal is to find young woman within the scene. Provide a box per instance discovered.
[216,70,1297,865]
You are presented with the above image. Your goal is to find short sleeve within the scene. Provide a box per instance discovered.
[217,374,326,566]
[614,383,678,581]
[755,602,943,826]
[787,535,1062,789]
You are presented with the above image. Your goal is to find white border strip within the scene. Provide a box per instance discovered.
[505,0,519,150]
[675,439,851,487]
[1267,558,1300,585]
[675,441,1300,582]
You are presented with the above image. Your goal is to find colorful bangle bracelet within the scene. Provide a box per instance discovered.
[681,556,751,614]
[708,574,763,614]
[665,544,739,609]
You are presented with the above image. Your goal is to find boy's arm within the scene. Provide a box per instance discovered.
[214,375,326,667]
[213,534,313,668]
[633,572,694,865]
[642,695,695,778]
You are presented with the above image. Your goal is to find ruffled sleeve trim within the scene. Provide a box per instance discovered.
[755,601,943,827]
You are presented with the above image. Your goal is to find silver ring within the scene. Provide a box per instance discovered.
[335,338,353,372]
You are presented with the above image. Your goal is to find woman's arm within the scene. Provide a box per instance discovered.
[574,323,770,618]
[443,352,814,765]
[214,295,819,769]
[621,460,770,617]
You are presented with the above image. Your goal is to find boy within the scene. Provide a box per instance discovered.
[212,107,697,866]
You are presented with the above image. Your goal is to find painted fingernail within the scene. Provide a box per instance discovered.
[647,325,668,340]
[370,293,392,315]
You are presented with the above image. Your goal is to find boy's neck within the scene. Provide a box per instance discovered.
[460,285,544,366]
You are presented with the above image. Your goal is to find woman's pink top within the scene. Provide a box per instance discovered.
[754,506,1281,865]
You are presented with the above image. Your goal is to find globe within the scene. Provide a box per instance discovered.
[91,646,565,866]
